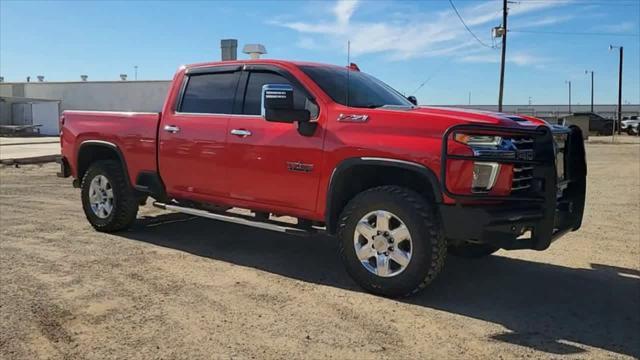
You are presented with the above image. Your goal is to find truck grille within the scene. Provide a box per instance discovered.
[509,133,568,193]
[509,136,535,192]
[512,164,534,191]
[510,137,534,149]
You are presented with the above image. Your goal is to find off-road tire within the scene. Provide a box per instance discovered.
[337,185,446,298]
[448,242,499,258]
[81,160,138,232]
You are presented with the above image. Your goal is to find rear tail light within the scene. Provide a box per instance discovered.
[59,115,65,147]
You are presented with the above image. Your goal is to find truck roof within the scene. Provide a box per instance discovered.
[183,59,341,71]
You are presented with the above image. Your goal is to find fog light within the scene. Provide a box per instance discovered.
[472,162,500,193]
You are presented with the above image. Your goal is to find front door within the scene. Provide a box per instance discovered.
[226,69,324,212]
[158,69,240,202]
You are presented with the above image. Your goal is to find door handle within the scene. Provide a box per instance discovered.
[164,125,180,133]
[230,129,252,137]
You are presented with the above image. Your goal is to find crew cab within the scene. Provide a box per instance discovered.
[58,60,587,297]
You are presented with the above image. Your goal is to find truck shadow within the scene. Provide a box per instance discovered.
[119,213,640,358]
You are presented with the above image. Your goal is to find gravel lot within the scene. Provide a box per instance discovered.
[1,142,639,359]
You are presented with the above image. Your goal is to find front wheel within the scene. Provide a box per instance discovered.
[337,186,446,298]
[81,160,139,232]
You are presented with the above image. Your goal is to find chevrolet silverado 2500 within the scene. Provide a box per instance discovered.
[58,60,587,297]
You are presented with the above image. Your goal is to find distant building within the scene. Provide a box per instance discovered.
[436,104,640,123]
[0,80,170,135]
[1,80,638,135]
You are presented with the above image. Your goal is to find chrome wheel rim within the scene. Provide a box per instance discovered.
[89,175,114,219]
[353,210,413,277]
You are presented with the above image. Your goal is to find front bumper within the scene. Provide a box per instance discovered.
[439,124,586,250]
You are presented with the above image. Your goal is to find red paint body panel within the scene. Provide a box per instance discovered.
[60,111,160,186]
[61,59,548,222]
[225,116,325,212]
[158,111,230,199]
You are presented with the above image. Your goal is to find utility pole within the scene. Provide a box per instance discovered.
[498,0,508,112]
[565,80,572,113]
[609,45,624,134]
[134,65,138,81]
[585,70,594,113]
[617,47,623,134]
[468,91,471,105]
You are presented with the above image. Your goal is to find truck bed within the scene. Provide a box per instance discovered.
[60,110,160,186]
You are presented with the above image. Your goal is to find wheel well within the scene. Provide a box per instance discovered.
[326,162,441,234]
[77,144,125,183]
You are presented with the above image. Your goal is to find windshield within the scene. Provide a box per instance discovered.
[300,65,413,108]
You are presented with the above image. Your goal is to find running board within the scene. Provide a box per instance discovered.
[152,202,312,236]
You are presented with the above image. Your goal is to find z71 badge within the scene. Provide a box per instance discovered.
[286,161,314,173]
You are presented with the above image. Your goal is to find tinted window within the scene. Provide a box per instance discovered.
[242,71,317,117]
[300,65,412,108]
[180,72,239,114]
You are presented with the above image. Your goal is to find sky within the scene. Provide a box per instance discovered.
[1,0,638,105]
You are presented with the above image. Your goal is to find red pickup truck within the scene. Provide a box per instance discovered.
[58,59,586,297]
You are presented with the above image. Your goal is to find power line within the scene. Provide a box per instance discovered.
[510,29,640,37]
[453,0,638,5]
[448,0,494,49]
[409,56,454,95]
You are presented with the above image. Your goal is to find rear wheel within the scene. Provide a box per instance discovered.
[81,160,138,232]
[448,242,499,258]
[337,186,446,298]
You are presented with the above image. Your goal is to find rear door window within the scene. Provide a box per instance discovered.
[180,72,240,114]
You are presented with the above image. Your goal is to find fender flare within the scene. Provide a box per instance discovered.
[77,140,131,186]
[324,157,442,233]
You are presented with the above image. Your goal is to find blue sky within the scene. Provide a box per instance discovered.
[1,0,638,105]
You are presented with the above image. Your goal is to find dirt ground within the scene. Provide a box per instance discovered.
[1,142,639,359]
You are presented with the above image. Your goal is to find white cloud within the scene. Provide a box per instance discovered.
[516,15,575,28]
[334,0,359,27]
[459,51,549,66]
[270,0,571,62]
[593,21,638,33]
[296,37,319,50]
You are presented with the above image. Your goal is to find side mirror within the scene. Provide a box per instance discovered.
[262,84,310,123]
[407,96,418,106]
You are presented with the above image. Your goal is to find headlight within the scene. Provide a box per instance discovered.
[472,162,500,193]
[454,134,502,147]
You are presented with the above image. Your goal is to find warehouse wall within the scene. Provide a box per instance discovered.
[0,81,171,113]
[438,104,639,122]
[0,80,637,125]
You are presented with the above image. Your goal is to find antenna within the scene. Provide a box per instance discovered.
[346,40,350,107]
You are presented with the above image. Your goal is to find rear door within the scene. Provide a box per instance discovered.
[158,67,240,201]
[225,67,324,212]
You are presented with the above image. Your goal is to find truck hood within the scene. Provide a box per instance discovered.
[405,106,548,127]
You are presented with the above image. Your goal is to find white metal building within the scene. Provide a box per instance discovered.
[0,79,638,136]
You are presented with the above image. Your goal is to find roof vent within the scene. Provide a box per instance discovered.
[242,44,267,59]
[120,74,128,81]
[37,75,45,82]
[221,39,238,61]
[81,75,88,82]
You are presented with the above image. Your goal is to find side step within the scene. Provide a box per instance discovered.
[152,202,313,236]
